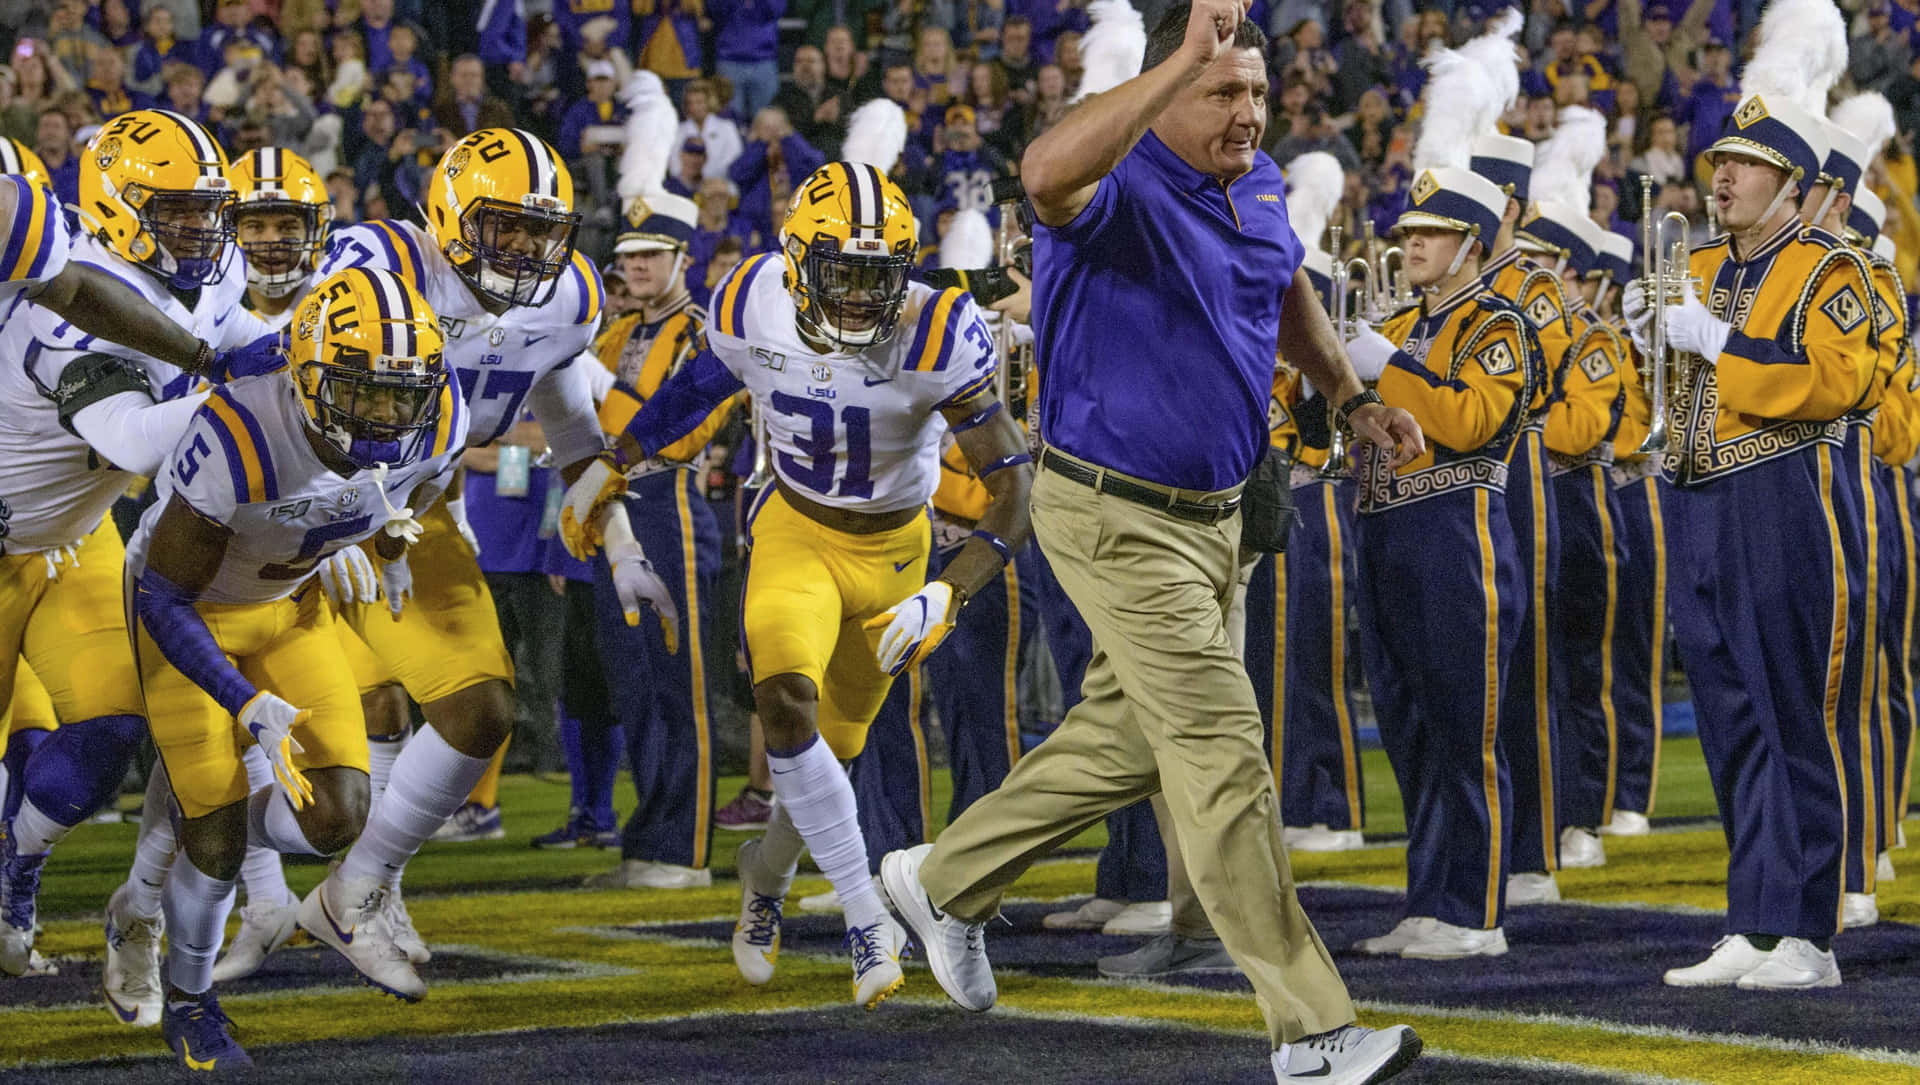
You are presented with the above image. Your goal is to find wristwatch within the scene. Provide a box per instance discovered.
[1333,389,1383,432]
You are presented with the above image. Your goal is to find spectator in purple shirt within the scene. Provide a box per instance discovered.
[559,59,627,161]
[1678,36,1735,183]
[709,0,788,119]
[130,6,194,97]
[197,0,277,78]
[35,109,80,205]
[728,105,825,242]
[433,55,516,137]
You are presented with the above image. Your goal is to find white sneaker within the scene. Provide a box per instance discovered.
[1400,921,1507,960]
[1841,892,1879,929]
[211,894,300,982]
[1899,824,1909,850]
[1352,917,1435,956]
[1100,900,1172,936]
[1272,1023,1423,1084]
[1663,934,1770,987]
[1041,897,1126,931]
[798,886,841,913]
[732,839,789,986]
[1876,851,1895,882]
[382,882,431,965]
[1736,937,1841,990]
[1600,809,1651,836]
[1559,827,1606,869]
[1506,872,1560,904]
[298,872,426,1001]
[630,862,713,890]
[1289,824,1366,852]
[846,916,906,1009]
[879,844,995,1012]
[101,883,164,1027]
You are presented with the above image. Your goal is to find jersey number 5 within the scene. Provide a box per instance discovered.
[770,391,873,499]
[259,514,377,581]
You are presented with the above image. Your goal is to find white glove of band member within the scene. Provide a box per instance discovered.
[603,508,679,651]
[315,545,378,607]
[238,691,314,810]
[560,453,628,559]
[865,579,958,676]
[1620,276,1655,356]
[1343,328,1399,382]
[1298,375,1317,401]
[447,496,481,557]
[1663,291,1730,364]
[379,554,413,620]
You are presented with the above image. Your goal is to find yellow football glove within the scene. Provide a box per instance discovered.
[559,453,628,560]
[864,580,958,675]
[238,691,315,810]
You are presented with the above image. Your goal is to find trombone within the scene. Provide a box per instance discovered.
[1634,175,1699,457]
[1323,222,1384,479]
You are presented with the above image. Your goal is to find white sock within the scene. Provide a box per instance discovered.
[162,855,236,996]
[11,798,72,856]
[125,764,179,919]
[368,726,410,811]
[247,788,323,857]
[238,844,293,907]
[767,735,884,930]
[755,798,806,882]
[338,725,488,887]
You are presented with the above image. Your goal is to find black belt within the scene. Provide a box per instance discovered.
[1039,448,1241,525]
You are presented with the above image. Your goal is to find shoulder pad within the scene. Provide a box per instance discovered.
[196,385,282,504]
[902,287,978,374]
[564,251,604,327]
[325,221,431,290]
[709,252,783,339]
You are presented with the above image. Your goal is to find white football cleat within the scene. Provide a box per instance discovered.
[1506,872,1560,905]
[382,882,431,965]
[1041,897,1126,931]
[1600,810,1651,836]
[879,844,995,1012]
[1558,827,1606,869]
[298,872,426,1002]
[1100,900,1172,936]
[1841,892,1879,930]
[101,883,164,1028]
[1273,1023,1423,1085]
[1736,938,1841,990]
[732,839,789,986]
[847,917,906,1009]
[1288,825,1366,852]
[1663,935,1770,987]
[1400,921,1507,960]
[211,894,301,982]
[1353,917,1436,956]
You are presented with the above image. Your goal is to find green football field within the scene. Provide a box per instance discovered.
[9,737,1920,1084]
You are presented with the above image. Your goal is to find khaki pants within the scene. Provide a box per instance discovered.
[919,469,1354,1045]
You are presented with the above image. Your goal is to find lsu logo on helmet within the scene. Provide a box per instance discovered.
[290,267,451,469]
[80,109,235,288]
[423,128,581,308]
[231,147,333,299]
[780,162,918,351]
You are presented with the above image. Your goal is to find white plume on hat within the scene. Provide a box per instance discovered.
[617,71,678,201]
[843,99,909,173]
[940,208,994,268]
[1531,106,1606,213]
[1831,92,1898,171]
[1412,12,1520,172]
[1283,151,1345,254]
[1071,0,1146,104]
[1742,0,1847,116]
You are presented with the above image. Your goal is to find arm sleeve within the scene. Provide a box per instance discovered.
[1545,331,1627,456]
[134,564,257,715]
[68,391,210,477]
[526,351,611,469]
[214,303,279,351]
[622,345,749,457]
[1716,260,1880,421]
[1375,322,1528,452]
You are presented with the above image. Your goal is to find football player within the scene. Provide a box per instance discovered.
[0,109,279,981]
[127,266,464,1068]
[294,128,672,1000]
[564,162,1035,1008]
[232,147,333,325]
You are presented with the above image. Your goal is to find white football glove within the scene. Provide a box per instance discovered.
[447,496,481,557]
[238,692,314,810]
[864,579,958,676]
[315,545,378,607]
[1621,276,1656,356]
[604,508,679,651]
[560,453,628,559]
[379,554,413,620]
[1664,291,1730,365]
[1344,328,1399,382]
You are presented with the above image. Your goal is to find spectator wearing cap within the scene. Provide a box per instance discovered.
[727,105,823,242]
[1618,0,1708,109]
[678,78,745,181]
[635,0,703,88]
[921,103,1003,216]
[775,44,854,158]
[708,0,786,119]
[1677,35,1736,185]
[434,54,515,137]
[667,138,707,197]
[1852,2,1908,96]
[131,6,193,97]
[560,59,628,161]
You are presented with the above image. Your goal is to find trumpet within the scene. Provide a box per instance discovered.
[990,179,1033,414]
[1634,175,1699,457]
[1323,223,1384,479]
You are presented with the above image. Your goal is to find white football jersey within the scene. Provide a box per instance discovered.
[708,253,997,514]
[317,221,605,462]
[126,373,468,605]
[0,235,263,551]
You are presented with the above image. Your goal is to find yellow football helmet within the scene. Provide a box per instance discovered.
[289,267,450,469]
[232,147,333,299]
[80,109,235,288]
[780,162,918,350]
[0,138,49,186]
[424,128,581,308]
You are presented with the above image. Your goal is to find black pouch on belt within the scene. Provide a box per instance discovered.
[1238,445,1296,553]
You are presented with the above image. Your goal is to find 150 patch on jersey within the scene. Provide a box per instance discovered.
[1475,339,1518,376]
[1820,284,1868,334]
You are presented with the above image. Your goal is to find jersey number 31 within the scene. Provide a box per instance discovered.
[770,391,873,499]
